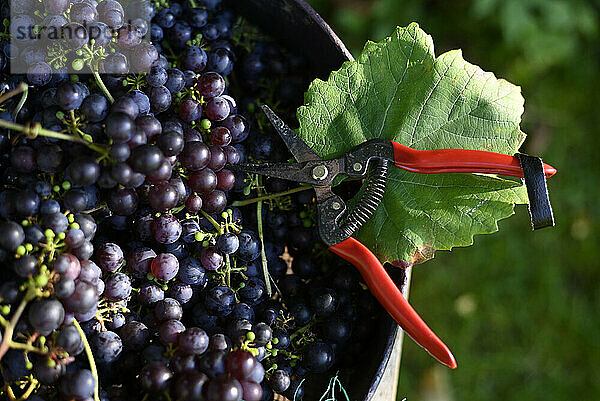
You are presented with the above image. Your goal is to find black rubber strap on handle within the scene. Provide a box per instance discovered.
[516,153,555,229]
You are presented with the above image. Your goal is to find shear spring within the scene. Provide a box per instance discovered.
[341,158,390,237]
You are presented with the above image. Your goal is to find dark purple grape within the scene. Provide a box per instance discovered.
[109,143,131,162]
[175,371,209,401]
[67,157,101,187]
[27,61,52,86]
[108,187,138,215]
[120,321,149,351]
[88,21,112,47]
[91,331,122,364]
[202,190,227,215]
[54,254,81,279]
[198,72,225,98]
[43,212,69,234]
[211,126,232,146]
[185,194,203,212]
[56,324,84,356]
[216,169,236,191]
[151,253,179,281]
[136,114,163,141]
[165,68,186,93]
[81,93,109,123]
[62,23,89,49]
[28,299,64,335]
[168,21,192,48]
[131,43,158,71]
[54,276,75,299]
[112,96,140,119]
[158,319,185,345]
[116,24,142,49]
[45,0,69,14]
[36,144,62,173]
[61,369,95,399]
[79,260,101,283]
[178,257,207,286]
[216,232,239,254]
[167,282,193,304]
[96,0,124,29]
[138,282,164,305]
[206,48,234,75]
[103,272,132,301]
[240,380,263,401]
[206,376,242,401]
[148,85,172,114]
[146,65,168,87]
[155,8,175,29]
[157,131,184,156]
[302,342,334,373]
[146,159,173,184]
[177,327,209,355]
[103,52,129,74]
[205,96,230,121]
[63,280,98,314]
[180,142,210,171]
[105,112,135,143]
[188,8,208,28]
[139,363,172,392]
[204,286,235,316]
[127,247,156,278]
[208,145,226,172]
[188,169,217,195]
[129,144,164,174]
[178,99,202,122]
[269,369,291,393]
[151,214,182,244]
[222,115,249,143]
[96,242,124,272]
[226,350,256,380]
[200,246,223,271]
[148,182,178,211]
[10,145,36,173]
[182,46,207,72]
[70,2,98,26]
[65,228,85,249]
[0,221,25,251]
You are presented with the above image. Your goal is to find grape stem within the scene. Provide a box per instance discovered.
[0,117,109,156]
[17,377,38,401]
[0,288,36,361]
[72,318,100,401]
[231,185,311,207]
[0,82,28,105]
[92,70,114,103]
[256,200,272,297]
[12,84,28,121]
[0,119,87,143]
[200,210,224,235]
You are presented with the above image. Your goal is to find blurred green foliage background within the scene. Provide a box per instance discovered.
[306,0,599,399]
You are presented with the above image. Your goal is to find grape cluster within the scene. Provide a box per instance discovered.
[6,0,158,81]
[0,1,383,400]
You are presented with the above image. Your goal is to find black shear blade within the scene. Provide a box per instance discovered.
[233,162,312,184]
[260,104,322,163]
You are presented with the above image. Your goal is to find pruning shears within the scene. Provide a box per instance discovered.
[238,105,557,368]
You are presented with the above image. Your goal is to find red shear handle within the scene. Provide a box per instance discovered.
[391,141,557,178]
[329,237,458,369]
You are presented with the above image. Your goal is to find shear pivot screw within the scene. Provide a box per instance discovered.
[312,165,329,180]
[353,162,362,171]
[332,202,341,210]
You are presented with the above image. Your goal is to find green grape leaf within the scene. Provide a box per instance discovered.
[297,23,528,265]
